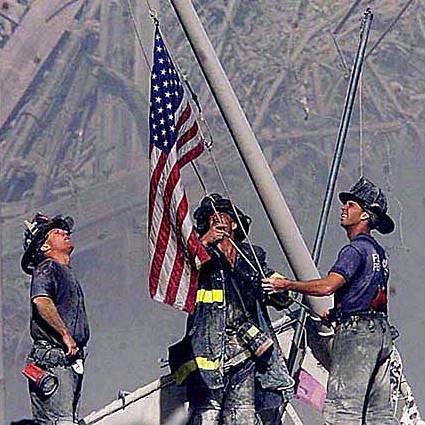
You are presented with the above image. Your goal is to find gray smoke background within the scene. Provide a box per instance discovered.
[1,0,424,422]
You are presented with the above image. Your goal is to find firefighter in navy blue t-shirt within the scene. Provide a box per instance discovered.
[262,177,396,424]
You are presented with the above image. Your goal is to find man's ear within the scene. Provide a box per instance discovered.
[231,222,237,230]
[40,242,51,253]
[360,211,370,221]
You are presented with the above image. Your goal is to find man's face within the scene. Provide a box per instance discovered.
[44,228,74,255]
[209,211,235,235]
[340,200,368,228]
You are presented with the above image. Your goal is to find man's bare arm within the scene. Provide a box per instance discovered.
[262,272,346,297]
[33,296,78,356]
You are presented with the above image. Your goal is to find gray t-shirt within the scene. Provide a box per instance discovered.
[30,259,90,347]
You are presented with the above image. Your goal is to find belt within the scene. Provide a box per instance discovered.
[334,310,387,324]
[33,340,86,360]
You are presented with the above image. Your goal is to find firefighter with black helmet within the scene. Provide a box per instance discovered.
[262,177,397,424]
[169,194,294,424]
[21,212,89,424]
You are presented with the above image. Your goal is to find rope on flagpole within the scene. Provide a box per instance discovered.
[148,19,269,280]
[128,6,323,322]
[123,0,152,70]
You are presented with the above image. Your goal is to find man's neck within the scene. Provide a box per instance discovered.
[46,252,71,267]
[345,226,370,241]
[217,238,236,266]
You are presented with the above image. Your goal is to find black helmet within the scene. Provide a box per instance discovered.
[339,177,395,234]
[21,212,74,275]
[193,193,251,241]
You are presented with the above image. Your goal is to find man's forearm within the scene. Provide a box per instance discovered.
[287,278,335,297]
[33,297,70,337]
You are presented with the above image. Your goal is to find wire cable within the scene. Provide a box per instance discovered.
[123,0,152,70]
[126,8,323,322]
[359,70,364,177]
[149,18,268,281]
[365,0,416,59]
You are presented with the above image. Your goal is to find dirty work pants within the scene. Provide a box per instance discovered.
[187,360,283,425]
[323,317,396,424]
[27,344,83,425]
[187,360,256,424]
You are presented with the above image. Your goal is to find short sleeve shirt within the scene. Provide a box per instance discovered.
[30,259,90,347]
[329,233,389,315]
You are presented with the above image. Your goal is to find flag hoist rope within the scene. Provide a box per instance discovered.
[159,21,326,323]
[181,51,324,321]
[124,0,152,69]
[124,1,325,323]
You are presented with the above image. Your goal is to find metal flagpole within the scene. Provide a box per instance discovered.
[168,0,333,335]
[287,9,374,375]
[0,204,6,425]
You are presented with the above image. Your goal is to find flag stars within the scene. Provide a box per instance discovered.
[150,32,193,152]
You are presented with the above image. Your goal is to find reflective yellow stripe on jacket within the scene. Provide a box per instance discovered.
[174,356,221,385]
[246,325,260,338]
[196,289,224,304]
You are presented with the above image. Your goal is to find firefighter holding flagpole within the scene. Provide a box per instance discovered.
[263,177,397,424]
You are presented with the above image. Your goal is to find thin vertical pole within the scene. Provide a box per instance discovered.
[287,9,374,376]
[0,204,6,425]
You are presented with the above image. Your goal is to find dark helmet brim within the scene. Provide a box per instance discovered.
[338,191,364,206]
[367,207,395,234]
[21,216,74,275]
[338,192,395,234]
[193,194,251,241]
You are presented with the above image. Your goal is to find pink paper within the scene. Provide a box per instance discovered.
[296,369,327,411]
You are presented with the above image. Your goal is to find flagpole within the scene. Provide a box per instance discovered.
[169,0,333,335]
[287,9,374,376]
[0,205,6,425]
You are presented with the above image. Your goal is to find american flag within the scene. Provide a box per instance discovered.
[148,25,209,313]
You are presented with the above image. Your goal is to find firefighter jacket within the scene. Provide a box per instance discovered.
[169,242,295,394]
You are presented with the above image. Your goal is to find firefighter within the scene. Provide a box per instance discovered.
[21,213,90,424]
[262,177,397,424]
[168,193,294,424]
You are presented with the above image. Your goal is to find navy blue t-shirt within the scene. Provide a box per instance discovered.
[329,233,389,315]
[30,259,90,347]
